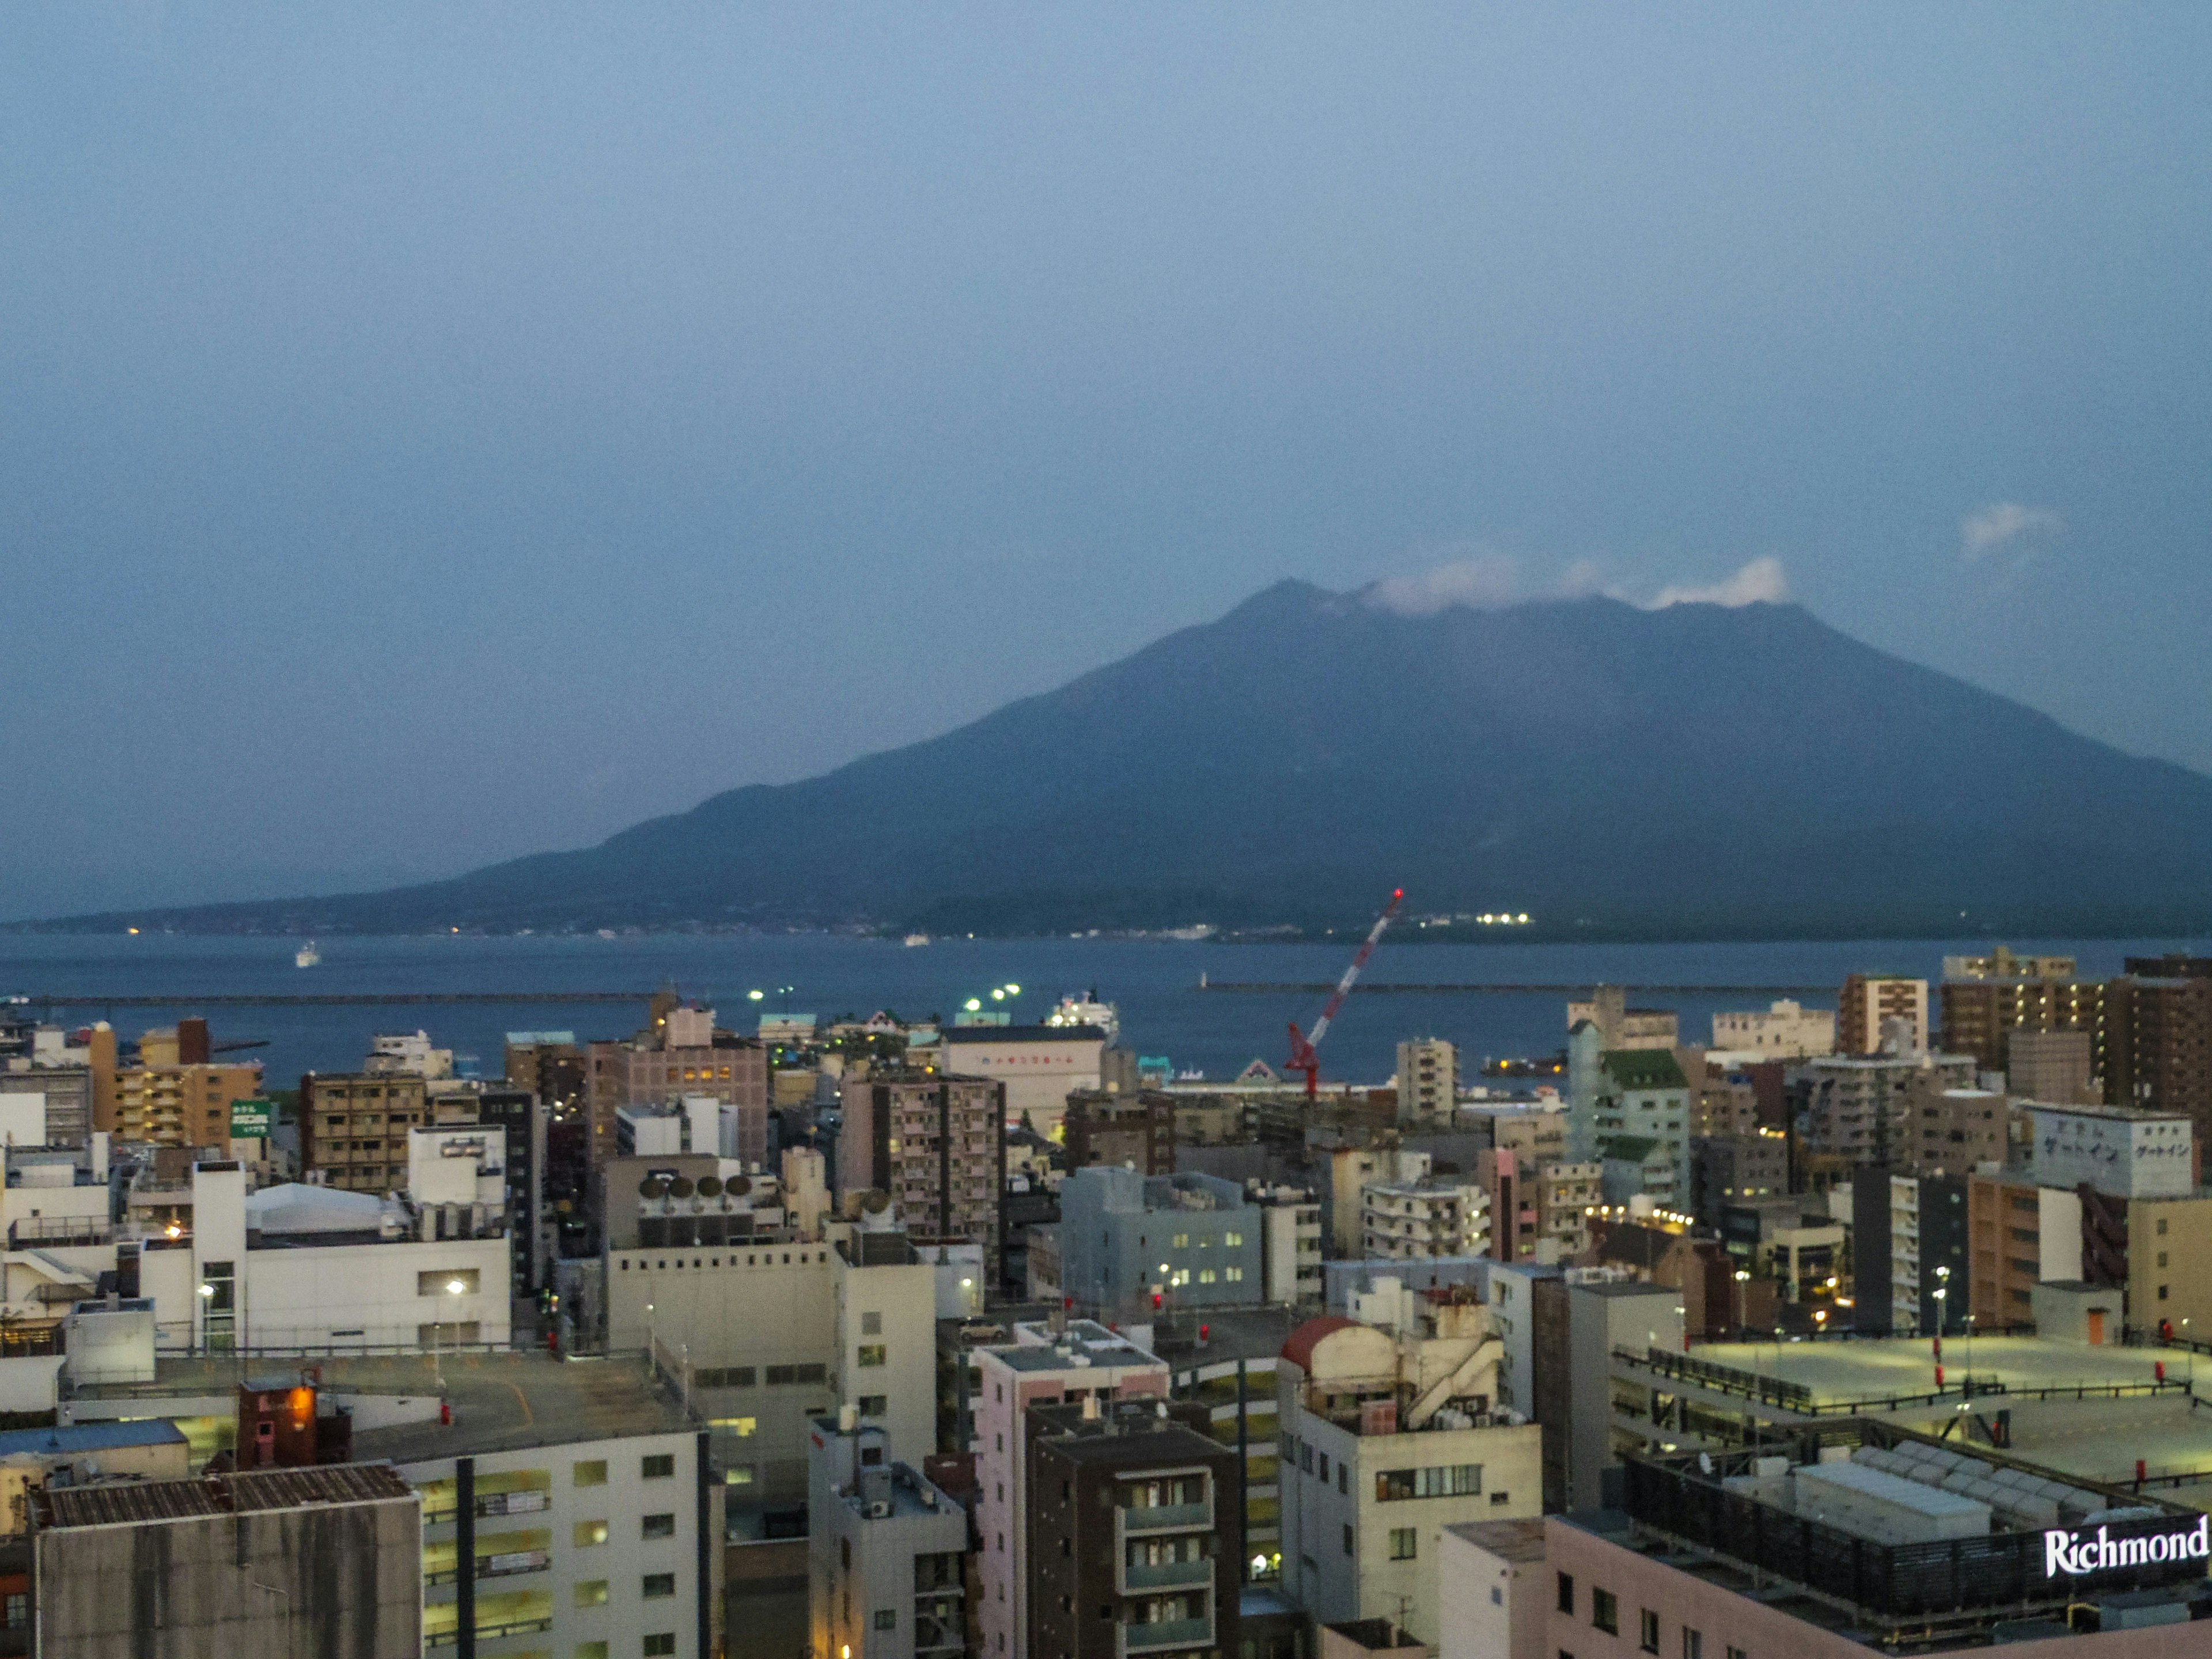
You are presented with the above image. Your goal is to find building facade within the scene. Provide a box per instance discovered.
[1836,974,1929,1056]
[1058,1168,1264,1315]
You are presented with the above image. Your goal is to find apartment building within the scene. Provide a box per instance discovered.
[1277,1308,1543,1645]
[586,1005,770,1167]
[1939,956,2104,1075]
[301,1071,431,1194]
[1565,1030,1691,1202]
[2105,958,2212,1129]
[1025,1396,1243,1659]
[1850,1170,1968,1336]
[1567,987,1678,1051]
[972,1320,1170,1659]
[2008,1028,2097,1107]
[1836,974,1929,1056]
[1059,1168,1264,1314]
[839,1070,1007,1277]
[1359,1174,1491,1262]
[109,1059,263,1150]
[1796,1048,1978,1169]
[1687,1132,1786,1231]
[1396,1039,1457,1127]
[1966,1171,2082,1328]
[1063,1089,1176,1175]
[1255,1184,1325,1305]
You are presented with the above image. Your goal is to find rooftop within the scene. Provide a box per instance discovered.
[1442,1516,1547,1563]
[1027,1398,1224,1464]
[35,1463,412,1529]
[0,1419,187,1458]
[983,1318,1162,1374]
[941,1024,1107,1044]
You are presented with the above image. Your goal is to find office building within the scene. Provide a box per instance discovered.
[1059,1168,1264,1315]
[1836,974,1929,1056]
[2029,1102,2194,1200]
[1548,1427,2212,1657]
[1277,1306,1543,1645]
[973,1320,1171,1659]
[1688,1132,1787,1231]
[1026,1395,1243,1659]
[586,1005,771,1168]
[807,1416,967,1659]
[1796,1047,1977,1169]
[1708,999,1834,1059]
[938,1024,1109,1139]
[839,1071,1007,1277]
[2009,1028,2098,1108]
[1396,1039,1457,1127]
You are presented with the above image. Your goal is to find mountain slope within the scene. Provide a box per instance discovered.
[36,582,2212,937]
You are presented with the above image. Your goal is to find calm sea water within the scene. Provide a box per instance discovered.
[2,932,2199,1089]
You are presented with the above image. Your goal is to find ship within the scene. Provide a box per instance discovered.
[903,933,931,947]
[1044,990,1118,1042]
[294,940,321,968]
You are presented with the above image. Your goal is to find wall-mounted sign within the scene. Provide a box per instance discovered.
[2044,1516,2209,1577]
[229,1098,274,1140]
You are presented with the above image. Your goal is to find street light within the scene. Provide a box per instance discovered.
[1734,1269,1750,1338]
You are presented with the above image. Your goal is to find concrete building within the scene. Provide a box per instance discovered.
[2105,959,2212,1130]
[972,1320,1171,1659]
[2009,1027,2098,1107]
[1796,1047,1978,1169]
[300,1071,431,1194]
[1967,1171,2084,1328]
[1687,1131,1786,1231]
[1277,1306,1543,1645]
[1709,999,1834,1058]
[1547,1427,2212,1658]
[0,1060,93,1149]
[2028,1101,2194,1199]
[938,1024,1108,1139]
[586,1006,771,1169]
[1435,1518,1547,1659]
[839,1071,1007,1278]
[109,1057,263,1150]
[1063,1089,1176,1175]
[1940,955,2104,1075]
[1395,1039,1457,1128]
[1565,1279,1682,1512]
[30,1463,422,1658]
[1899,1078,2009,1177]
[807,1416,967,1659]
[1850,1169,1969,1336]
[1059,1168,1263,1315]
[1328,1146,1433,1260]
[1481,1264,1570,1512]
[1566,1029,1690,1202]
[1025,1396,1243,1659]
[1566,987,1677,1051]
[1255,1184,1324,1306]
[1360,1174,1491,1262]
[1837,974,1929,1056]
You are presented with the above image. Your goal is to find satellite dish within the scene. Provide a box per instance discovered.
[860,1190,892,1214]
[696,1175,723,1198]
[726,1175,751,1198]
[637,1175,661,1197]
[668,1176,695,1198]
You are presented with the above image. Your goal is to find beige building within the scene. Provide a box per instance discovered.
[585,1005,769,1166]
[1709,998,1834,1058]
[1838,974,1930,1055]
[838,1070,1006,1277]
[1396,1038,1457,1127]
[1566,987,1677,1051]
[109,1062,264,1148]
[301,1072,430,1193]
[937,1024,1107,1139]
[1361,1175,1491,1260]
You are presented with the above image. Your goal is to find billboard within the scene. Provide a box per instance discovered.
[230,1098,274,1140]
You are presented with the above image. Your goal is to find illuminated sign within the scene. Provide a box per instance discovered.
[2043,1516,2209,1577]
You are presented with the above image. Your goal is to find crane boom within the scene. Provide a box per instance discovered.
[1286,888,1404,1097]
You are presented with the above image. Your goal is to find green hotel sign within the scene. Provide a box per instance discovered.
[229,1098,274,1140]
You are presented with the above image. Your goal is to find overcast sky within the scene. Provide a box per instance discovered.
[4,5,2209,918]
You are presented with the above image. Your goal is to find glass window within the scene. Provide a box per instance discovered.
[575,1645,609,1659]
[1641,1608,1660,1653]
[642,1573,676,1599]
[645,1638,677,1658]
[574,1520,608,1547]
[642,1454,676,1479]
[1388,1528,1417,1560]
[857,1344,888,1368]
[574,1460,608,1486]
[642,1513,676,1539]
[1593,1589,1618,1635]
[575,1580,609,1608]
[862,1311,883,1335]
[875,1609,897,1630]
[418,1268,480,1297]
[1342,1524,1354,1556]
[1683,1631,1702,1659]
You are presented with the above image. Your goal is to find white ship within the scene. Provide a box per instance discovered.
[1044,990,1118,1041]
[294,940,321,968]
[903,933,931,947]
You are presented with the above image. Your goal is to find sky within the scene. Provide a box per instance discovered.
[3,5,2209,919]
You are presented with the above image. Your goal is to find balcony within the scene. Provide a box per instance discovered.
[1118,1501,1211,1535]
[1119,1616,1214,1656]
[1122,1557,1212,1592]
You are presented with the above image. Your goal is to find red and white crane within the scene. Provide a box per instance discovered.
[1285,888,1404,1097]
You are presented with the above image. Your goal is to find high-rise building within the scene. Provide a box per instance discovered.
[585,1006,769,1168]
[106,1048,263,1150]
[1938,953,2104,1075]
[1850,1169,1968,1336]
[1025,1396,1242,1659]
[839,1071,1006,1275]
[972,1320,1169,1659]
[1836,974,1929,1056]
[2104,958,2212,1131]
[1395,1037,1457,1126]
[2006,1028,2096,1107]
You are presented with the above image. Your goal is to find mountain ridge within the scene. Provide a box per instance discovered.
[20,582,2212,938]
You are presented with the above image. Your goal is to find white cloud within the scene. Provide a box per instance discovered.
[1645,556,1789,609]
[1363,551,1521,616]
[1961,502,2062,560]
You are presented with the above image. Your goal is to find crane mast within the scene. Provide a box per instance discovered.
[1285,887,1404,1097]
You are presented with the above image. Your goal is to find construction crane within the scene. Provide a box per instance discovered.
[1285,888,1404,1097]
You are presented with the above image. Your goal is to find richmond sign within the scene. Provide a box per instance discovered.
[2043,1516,2210,1578]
